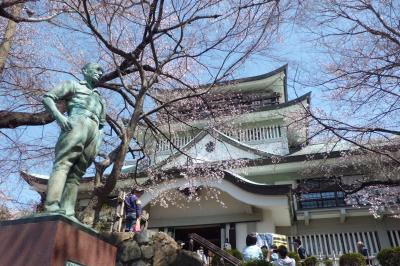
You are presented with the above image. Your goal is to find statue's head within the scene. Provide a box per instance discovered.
[82,63,104,85]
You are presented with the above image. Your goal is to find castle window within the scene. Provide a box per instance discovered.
[298,191,347,210]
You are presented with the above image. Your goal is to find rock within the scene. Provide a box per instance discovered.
[152,232,179,266]
[115,231,198,266]
[135,230,149,244]
[146,230,157,239]
[173,250,203,266]
[102,232,135,246]
[130,260,150,266]
[118,240,142,263]
[141,245,154,259]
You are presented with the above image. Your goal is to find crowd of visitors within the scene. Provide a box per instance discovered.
[241,233,295,265]
[176,233,373,266]
[122,188,372,266]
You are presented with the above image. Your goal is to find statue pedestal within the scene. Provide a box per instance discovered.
[0,214,117,266]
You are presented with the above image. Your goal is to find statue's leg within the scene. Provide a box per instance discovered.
[45,169,69,213]
[59,119,99,217]
[45,120,85,213]
[60,166,85,217]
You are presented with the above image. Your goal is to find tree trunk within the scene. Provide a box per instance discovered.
[0,4,23,75]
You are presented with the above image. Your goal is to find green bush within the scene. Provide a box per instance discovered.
[339,253,366,266]
[211,249,244,266]
[323,259,333,266]
[377,247,400,266]
[210,255,224,266]
[229,249,244,261]
[241,260,272,266]
[303,256,317,266]
[288,251,301,262]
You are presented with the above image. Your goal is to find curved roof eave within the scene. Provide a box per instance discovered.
[20,171,48,186]
[223,170,291,195]
[155,64,289,102]
[21,169,291,197]
[20,171,94,193]
[211,64,288,87]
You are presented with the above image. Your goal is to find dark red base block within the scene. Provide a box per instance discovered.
[0,215,117,266]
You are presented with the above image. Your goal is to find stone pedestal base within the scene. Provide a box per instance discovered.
[0,214,117,266]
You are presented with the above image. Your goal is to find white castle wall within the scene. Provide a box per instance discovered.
[149,190,252,221]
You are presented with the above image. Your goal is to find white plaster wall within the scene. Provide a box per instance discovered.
[236,223,248,252]
[149,190,253,220]
[256,209,276,233]
[153,153,171,162]
[142,179,291,228]
[153,128,290,163]
[162,134,261,167]
[269,206,292,227]
[247,140,289,156]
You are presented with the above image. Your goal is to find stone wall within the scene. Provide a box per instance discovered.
[104,231,203,266]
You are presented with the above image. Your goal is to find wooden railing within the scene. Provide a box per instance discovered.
[189,233,241,266]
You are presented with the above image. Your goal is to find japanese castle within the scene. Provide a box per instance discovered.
[23,65,400,256]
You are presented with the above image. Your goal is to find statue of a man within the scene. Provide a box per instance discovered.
[42,63,106,218]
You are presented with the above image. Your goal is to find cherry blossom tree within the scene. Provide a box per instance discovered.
[296,0,400,216]
[0,0,294,221]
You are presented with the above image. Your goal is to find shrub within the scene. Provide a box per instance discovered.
[303,256,318,266]
[229,249,244,261]
[241,260,272,266]
[210,255,224,266]
[288,251,301,262]
[323,259,333,266]
[339,253,366,266]
[377,247,400,266]
[211,249,244,266]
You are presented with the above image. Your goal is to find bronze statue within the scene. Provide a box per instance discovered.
[42,63,106,219]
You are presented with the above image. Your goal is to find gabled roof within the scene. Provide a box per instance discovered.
[207,64,289,103]
[155,64,289,104]
[20,171,93,193]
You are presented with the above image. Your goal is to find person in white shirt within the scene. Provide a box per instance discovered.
[242,233,263,261]
[272,245,296,266]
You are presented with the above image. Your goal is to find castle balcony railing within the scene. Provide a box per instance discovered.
[156,125,283,152]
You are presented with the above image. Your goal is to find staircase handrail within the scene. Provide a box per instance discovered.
[189,233,241,266]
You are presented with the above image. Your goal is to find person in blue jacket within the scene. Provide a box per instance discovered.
[124,188,143,232]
